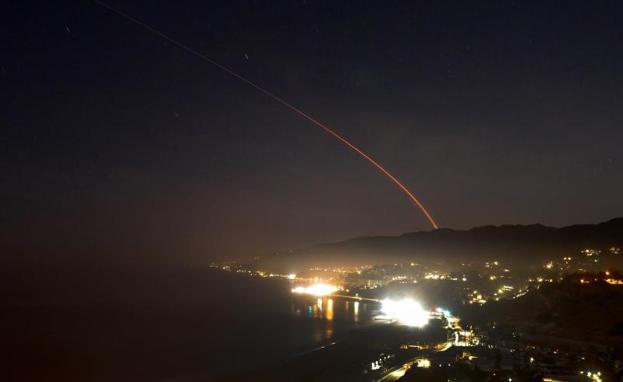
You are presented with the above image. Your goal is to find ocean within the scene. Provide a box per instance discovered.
[3,268,377,381]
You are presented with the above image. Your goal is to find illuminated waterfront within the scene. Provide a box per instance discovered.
[213,248,623,381]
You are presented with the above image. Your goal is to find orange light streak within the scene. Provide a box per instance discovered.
[95,0,439,229]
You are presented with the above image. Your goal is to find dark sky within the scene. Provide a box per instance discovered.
[2,1,622,265]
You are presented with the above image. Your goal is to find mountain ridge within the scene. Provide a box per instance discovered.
[263,217,623,270]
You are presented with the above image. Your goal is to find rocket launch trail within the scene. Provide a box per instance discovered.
[94,0,440,229]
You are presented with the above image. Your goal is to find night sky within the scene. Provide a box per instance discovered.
[2,1,622,266]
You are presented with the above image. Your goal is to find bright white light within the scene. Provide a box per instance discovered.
[291,283,338,297]
[287,273,296,280]
[415,358,431,368]
[380,298,429,327]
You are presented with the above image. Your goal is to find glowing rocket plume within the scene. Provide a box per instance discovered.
[94,0,439,229]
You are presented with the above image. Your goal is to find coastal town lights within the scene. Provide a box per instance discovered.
[291,283,339,297]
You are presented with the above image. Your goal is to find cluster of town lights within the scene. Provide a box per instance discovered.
[291,283,339,297]
[580,371,602,382]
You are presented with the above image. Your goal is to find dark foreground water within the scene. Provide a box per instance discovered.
[3,268,377,381]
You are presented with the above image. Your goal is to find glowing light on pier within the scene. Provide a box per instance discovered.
[291,283,339,297]
[380,298,429,328]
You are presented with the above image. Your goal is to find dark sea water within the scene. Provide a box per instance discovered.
[3,268,377,382]
[168,270,379,381]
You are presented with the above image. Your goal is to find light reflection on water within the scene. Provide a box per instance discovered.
[290,295,376,345]
[290,295,374,323]
[289,295,378,347]
[326,298,334,321]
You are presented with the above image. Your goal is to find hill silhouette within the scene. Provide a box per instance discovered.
[264,218,623,270]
